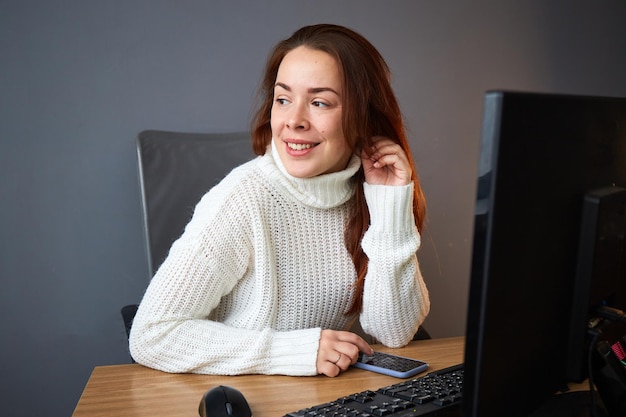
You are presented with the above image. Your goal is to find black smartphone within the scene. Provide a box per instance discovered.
[353,351,428,378]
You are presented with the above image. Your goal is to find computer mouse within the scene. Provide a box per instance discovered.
[198,385,252,417]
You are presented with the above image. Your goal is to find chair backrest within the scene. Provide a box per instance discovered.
[137,130,255,277]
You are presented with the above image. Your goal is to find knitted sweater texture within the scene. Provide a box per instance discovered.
[129,142,430,376]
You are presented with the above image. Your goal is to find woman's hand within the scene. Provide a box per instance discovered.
[317,329,374,377]
[361,137,412,186]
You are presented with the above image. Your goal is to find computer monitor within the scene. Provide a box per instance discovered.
[568,186,626,382]
[462,91,626,417]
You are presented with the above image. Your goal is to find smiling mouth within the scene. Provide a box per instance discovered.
[287,142,318,151]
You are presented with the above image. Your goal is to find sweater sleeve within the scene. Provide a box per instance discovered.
[129,175,321,376]
[359,182,430,348]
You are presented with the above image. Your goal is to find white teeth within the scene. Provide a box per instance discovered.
[287,142,314,151]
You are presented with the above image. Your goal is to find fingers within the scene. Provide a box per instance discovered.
[367,139,407,167]
[361,137,412,186]
[317,330,374,377]
[323,352,348,377]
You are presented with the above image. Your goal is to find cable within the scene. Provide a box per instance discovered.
[596,306,626,324]
[587,314,626,417]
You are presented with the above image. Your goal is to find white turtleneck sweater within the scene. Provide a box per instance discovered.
[129,140,430,376]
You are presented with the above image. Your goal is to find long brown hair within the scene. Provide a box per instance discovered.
[251,24,426,315]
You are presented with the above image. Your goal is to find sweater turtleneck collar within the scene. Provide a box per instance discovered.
[260,139,361,209]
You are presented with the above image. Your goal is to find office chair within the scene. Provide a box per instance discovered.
[122,130,255,339]
[122,129,430,342]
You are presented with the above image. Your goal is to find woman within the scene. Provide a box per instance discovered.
[129,23,429,378]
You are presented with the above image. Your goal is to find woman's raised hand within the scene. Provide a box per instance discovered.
[361,137,412,186]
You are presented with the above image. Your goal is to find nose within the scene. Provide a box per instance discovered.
[286,104,309,130]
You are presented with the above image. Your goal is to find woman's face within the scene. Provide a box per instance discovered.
[270,46,352,178]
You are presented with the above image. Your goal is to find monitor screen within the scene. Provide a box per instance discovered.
[462,91,626,417]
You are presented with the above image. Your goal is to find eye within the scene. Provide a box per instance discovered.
[275,98,290,105]
[312,100,329,108]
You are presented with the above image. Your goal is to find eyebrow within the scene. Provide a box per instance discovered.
[274,82,340,96]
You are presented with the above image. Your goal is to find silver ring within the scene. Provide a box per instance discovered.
[332,353,342,364]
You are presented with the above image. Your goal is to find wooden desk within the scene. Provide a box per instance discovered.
[73,337,465,417]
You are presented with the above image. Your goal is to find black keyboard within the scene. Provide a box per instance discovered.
[284,363,464,417]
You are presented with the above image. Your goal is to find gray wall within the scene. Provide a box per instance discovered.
[2,1,626,416]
